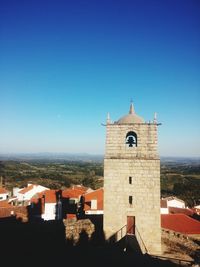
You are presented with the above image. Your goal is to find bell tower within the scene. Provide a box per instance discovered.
[103,103,161,254]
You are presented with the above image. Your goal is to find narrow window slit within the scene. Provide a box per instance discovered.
[129,196,133,205]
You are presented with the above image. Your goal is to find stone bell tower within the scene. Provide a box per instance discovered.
[103,103,161,254]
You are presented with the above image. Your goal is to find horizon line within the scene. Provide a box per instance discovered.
[0,152,199,159]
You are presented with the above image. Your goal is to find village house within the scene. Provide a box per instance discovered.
[17,183,49,202]
[62,186,87,204]
[168,206,194,216]
[84,188,103,215]
[163,196,186,208]
[0,187,9,201]
[160,196,186,214]
[30,186,91,221]
[9,183,49,206]
[30,190,60,221]
[42,190,62,221]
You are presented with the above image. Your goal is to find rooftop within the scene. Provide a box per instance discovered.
[161,214,200,234]
[168,207,194,216]
[0,200,11,208]
[0,187,9,194]
[62,188,85,199]
[115,103,144,124]
[43,190,58,203]
[18,184,35,194]
[84,188,103,211]
[163,196,185,203]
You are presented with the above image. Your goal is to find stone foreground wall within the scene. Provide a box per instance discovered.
[63,218,95,244]
[0,206,28,222]
[162,228,200,261]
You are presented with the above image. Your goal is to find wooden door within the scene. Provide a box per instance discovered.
[127,216,135,234]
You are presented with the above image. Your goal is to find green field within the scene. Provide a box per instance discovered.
[0,158,199,207]
[0,160,103,190]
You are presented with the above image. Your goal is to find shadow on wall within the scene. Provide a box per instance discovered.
[0,214,180,267]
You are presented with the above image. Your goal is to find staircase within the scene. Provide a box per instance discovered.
[126,234,142,253]
[112,224,147,254]
[112,226,195,266]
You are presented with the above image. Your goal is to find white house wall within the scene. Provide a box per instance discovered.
[42,203,56,221]
[0,193,8,201]
[167,199,185,209]
[160,207,168,214]
[18,185,49,201]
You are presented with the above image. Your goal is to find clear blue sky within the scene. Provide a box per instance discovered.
[0,0,199,156]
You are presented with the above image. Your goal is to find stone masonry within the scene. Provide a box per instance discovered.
[103,104,161,254]
[64,218,95,244]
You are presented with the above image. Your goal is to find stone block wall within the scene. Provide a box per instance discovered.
[162,228,200,261]
[105,123,159,159]
[0,206,28,222]
[63,218,95,244]
[103,122,161,254]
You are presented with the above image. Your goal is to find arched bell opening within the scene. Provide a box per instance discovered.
[126,131,137,147]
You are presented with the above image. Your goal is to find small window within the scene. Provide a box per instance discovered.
[129,196,133,205]
[129,176,132,184]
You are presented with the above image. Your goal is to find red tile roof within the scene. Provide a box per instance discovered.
[161,214,200,234]
[18,184,35,194]
[168,207,194,216]
[0,187,8,194]
[31,191,44,202]
[71,185,88,193]
[44,190,58,203]
[62,188,83,199]
[84,188,103,211]
[31,190,58,204]
[0,200,11,208]
[31,188,83,205]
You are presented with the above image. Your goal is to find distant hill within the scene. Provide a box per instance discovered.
[0,153,104,163]
[161,156,200,162]
[0,153,199,164]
